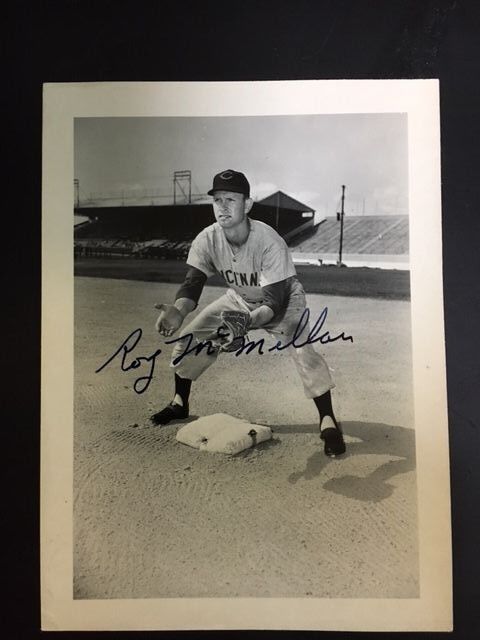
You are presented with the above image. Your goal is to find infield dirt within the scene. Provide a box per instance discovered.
[74,276,417,599]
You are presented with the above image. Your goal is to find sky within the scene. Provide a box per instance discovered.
[74,113,408,218]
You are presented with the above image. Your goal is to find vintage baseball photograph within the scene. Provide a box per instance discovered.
[41,81,451,631]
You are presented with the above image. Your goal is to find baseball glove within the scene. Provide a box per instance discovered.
[208,310,251,352]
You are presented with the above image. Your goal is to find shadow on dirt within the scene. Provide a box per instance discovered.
[283,421,416,503]
[234,437,282,457]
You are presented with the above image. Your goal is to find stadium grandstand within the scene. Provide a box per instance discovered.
[74,173,409,270]
[289,215,409,270]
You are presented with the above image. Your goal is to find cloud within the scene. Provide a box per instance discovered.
[251,182,279,199]
[288,190,322,208]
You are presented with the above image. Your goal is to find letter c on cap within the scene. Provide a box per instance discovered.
[220,171,233,180]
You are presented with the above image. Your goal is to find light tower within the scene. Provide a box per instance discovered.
[173,170,192,204]
[74,178,80,208]
[336,185,346,266]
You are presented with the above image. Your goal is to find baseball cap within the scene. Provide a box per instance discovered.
[207,169,250,197]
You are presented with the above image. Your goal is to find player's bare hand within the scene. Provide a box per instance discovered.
[154,303,184,337]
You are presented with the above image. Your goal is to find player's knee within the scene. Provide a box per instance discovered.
[169,330,218,369]
[279,317,303,338]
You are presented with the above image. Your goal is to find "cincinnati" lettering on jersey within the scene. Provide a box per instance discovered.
[219,269,259,287]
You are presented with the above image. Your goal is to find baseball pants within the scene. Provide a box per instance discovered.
[170,280,334,399]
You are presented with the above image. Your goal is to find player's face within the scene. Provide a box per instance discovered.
[212,191,252,229]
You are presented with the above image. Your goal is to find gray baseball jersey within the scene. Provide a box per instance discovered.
[186,219,297,305]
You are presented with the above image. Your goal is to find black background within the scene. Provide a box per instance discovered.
[5,1,480,638]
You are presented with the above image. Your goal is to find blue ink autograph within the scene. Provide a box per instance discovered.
[95,307,353,394]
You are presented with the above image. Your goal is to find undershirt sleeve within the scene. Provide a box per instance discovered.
[261,279,289,315]
[175,265,208,306]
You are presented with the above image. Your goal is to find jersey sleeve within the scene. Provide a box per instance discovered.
[186,233,216,277]
[259,244,297,286]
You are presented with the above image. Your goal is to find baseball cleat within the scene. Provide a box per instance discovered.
[320,416,346,457]
[150,402,189,426]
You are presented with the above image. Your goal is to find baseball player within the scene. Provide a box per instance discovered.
[152,169,346,457]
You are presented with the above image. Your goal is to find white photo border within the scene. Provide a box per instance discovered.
[41,80,451,631]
